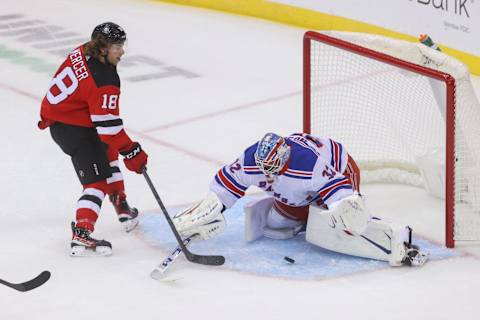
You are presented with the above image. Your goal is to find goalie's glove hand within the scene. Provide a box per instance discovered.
[180,213,226,241]
[173,192,226,241]
[120,142,148,174]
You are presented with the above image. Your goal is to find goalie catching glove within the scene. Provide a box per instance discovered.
[173,192,226,240]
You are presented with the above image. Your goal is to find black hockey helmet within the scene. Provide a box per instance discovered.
[91,22,126,44]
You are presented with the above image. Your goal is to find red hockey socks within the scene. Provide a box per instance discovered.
[75,181,108,231]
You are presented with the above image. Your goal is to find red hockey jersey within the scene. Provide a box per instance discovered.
[39,45,133,152]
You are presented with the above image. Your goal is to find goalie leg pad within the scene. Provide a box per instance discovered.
[173,192,225,240]
[307,207,394,262]
[244,196,305,241]
[306,197,429,266]
[244,196,273,241]
[328,194,371,234]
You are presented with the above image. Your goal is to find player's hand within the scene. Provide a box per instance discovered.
[120,142,148,174]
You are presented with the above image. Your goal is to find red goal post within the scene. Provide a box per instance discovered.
[303,31,480,248]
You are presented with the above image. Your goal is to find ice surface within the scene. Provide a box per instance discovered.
[1,1,479,319]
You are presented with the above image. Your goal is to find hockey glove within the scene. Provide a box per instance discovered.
[173,192,226,240]
[120,142,148,174]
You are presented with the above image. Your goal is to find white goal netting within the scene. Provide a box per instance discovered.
[305,31,480,246]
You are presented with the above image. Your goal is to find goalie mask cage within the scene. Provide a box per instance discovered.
[303,31,480,248]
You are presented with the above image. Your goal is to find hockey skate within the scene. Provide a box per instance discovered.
[388,226,429,267]
[70,222,112,257]
[401,243,429,267]
[109,192,139,232]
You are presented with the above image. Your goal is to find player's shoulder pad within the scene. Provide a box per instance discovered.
[286,139,318,172]
[242,142,263,175]
[86,56,120,88]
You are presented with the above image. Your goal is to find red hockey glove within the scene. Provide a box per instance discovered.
[120,142,148,174]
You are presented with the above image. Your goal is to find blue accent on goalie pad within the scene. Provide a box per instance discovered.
[140,196,461,280]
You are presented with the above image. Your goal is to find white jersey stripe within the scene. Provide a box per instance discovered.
[107,172,124,184]
[91,114,121,122]
[96,126,123,135]
[286,169,312,176]
[83,188,105,200]
[77,199,101,214]
[109,160,119,167]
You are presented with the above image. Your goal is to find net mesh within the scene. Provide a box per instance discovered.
[306,31,480,243]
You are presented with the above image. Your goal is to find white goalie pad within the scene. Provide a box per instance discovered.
[244,196,306,241]
[173,192,226,240]
[244,196,273,241]
[327,194,371,234]
[306,195,426,266]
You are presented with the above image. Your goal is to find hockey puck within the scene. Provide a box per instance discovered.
[284,256,295,264]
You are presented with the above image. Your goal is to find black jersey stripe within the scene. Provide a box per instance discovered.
[92,119,123,128]
[110,166,121,173]
[79,194,103,207]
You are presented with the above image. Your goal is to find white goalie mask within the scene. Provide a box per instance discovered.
[254,133,291,176]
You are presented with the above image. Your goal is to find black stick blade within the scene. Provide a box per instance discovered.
[0,271,51,292]
[187,253,225,266]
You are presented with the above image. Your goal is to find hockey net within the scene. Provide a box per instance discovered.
[303,31,480,248]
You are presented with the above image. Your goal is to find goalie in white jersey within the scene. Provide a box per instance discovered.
[173,132,428,266]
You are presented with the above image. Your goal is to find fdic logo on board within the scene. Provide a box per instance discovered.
[408,0,472,17]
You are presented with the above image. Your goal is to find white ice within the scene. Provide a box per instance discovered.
[1,0,479,319]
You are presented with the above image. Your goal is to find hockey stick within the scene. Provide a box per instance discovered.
[0,271,51,292]
[142,168,225,266]
[150,236,196,280]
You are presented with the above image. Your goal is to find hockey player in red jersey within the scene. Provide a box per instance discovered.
[38,22,148,257]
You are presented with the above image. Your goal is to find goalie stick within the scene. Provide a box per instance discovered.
[150,236,196,280]
[142,168,225,266]
[0,271,51,292]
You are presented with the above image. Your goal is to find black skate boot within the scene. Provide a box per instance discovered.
[109,191,139,232]
[70,222,112,257]
[390,226,429,267]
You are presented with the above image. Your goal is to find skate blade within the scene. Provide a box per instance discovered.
[122,218,139,232]
[70,245,112,257]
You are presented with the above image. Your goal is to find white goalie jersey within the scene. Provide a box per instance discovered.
[210,133,357,220]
